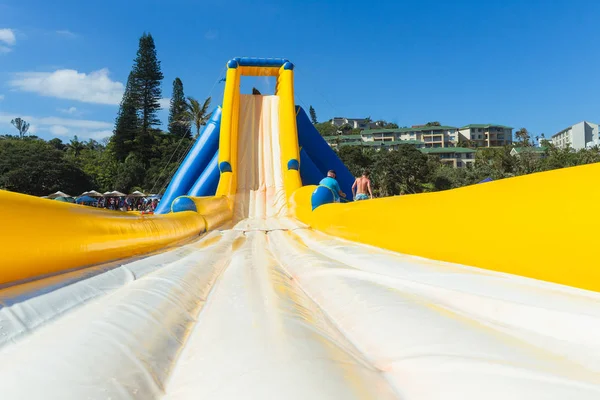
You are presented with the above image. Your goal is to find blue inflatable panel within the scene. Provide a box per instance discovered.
[188,151,220,197]
[155,107,222,214]
[299,148,323,186]
[231,57,290,67]
[296,106,355,201]
[311,185,335,210]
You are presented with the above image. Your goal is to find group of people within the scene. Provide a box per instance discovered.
[90,197,160,212]
[319,169,373,203]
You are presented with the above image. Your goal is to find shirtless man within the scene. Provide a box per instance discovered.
[352,170,373,201]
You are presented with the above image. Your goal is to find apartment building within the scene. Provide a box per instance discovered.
[458,124,513,147]
[361,125,459,148]
[342,140,425,150]
[420,147,476,168]
[330,117,376,130]
[551,121,599,150]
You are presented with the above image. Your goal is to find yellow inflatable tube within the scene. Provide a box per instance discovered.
[178,196,233,231]
[292,163,600,293]
[277,65,303,200]
[0,190,205,286]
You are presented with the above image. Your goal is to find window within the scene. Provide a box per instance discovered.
[457,161,463,167]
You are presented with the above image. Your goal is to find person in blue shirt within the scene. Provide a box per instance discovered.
[319,170,346,202]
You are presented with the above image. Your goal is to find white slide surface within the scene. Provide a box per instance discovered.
[1,95,600,399]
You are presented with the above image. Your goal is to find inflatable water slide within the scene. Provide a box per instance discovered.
[1,58,600,399]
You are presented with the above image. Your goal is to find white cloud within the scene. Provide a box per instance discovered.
[159,98,171,109]
[59,106,78,115]
[9,68,124,105]
[205,30,218,40]
[37,116,111,130]
[0,45,12,53]
[0,112,112,140]
[88,130,112,140]
[49,125,69,136]
[0,28,16,45]
[55,30,78,39]
[0,94,4,101]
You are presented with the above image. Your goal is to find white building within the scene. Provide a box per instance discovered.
[330,117,375,130]
[551,121,599,150]
[458,124,513,147]
[360,125,459,148]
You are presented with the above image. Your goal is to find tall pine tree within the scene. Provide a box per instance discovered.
[309,105,318,124]
[112,72,139,162]
[168,78,191,138]
[131,33,163,163]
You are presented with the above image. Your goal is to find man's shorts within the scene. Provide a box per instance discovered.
[355,193,369,201]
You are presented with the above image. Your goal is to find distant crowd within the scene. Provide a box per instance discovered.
[87,197,160,212]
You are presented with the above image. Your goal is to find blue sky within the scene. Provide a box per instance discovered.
[1,0,599,142]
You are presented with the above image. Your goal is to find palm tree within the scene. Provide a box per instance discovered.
[67,135,85,157]
[181,96,212,138]
[10,117,30,139]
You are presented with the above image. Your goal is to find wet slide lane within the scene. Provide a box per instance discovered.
[2,219,600,399]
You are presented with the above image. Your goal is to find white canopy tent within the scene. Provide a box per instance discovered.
[47,191,72,199]
[80,190,103,197]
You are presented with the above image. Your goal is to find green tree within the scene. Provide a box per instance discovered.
[539,133,551,147]
[66,135,85,157]
[337,146,375,177]
[182,97,212,138]
[309,105,318,124]
[576,147,600,165]
[111,72,139,162]
[142,133,193,192]
[458,138,475,148]
[131,32,163,162]
[48,138,66,151]
[113,153,146,193]
[10,118,30,139]
[338,123,354,134]
[425,121,441,127]
[168,77,192,138]
[515,127,531,146]
[0,138,91,195]
[541,145,577,171]
[475,146,517,176]
[373,145,430,196]
[374,120,399,129]
[314,122,338,136]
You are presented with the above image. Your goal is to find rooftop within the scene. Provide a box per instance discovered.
[362,125,458,134]
[460,124,513,130]
[550,121,599,138]
[322,134,363,141]
[332,117,368,122]
[511,146,547,153]
[337,140,424,148]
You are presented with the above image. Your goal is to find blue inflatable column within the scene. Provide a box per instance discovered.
[188,151,220,197]
[155,107,222,214]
